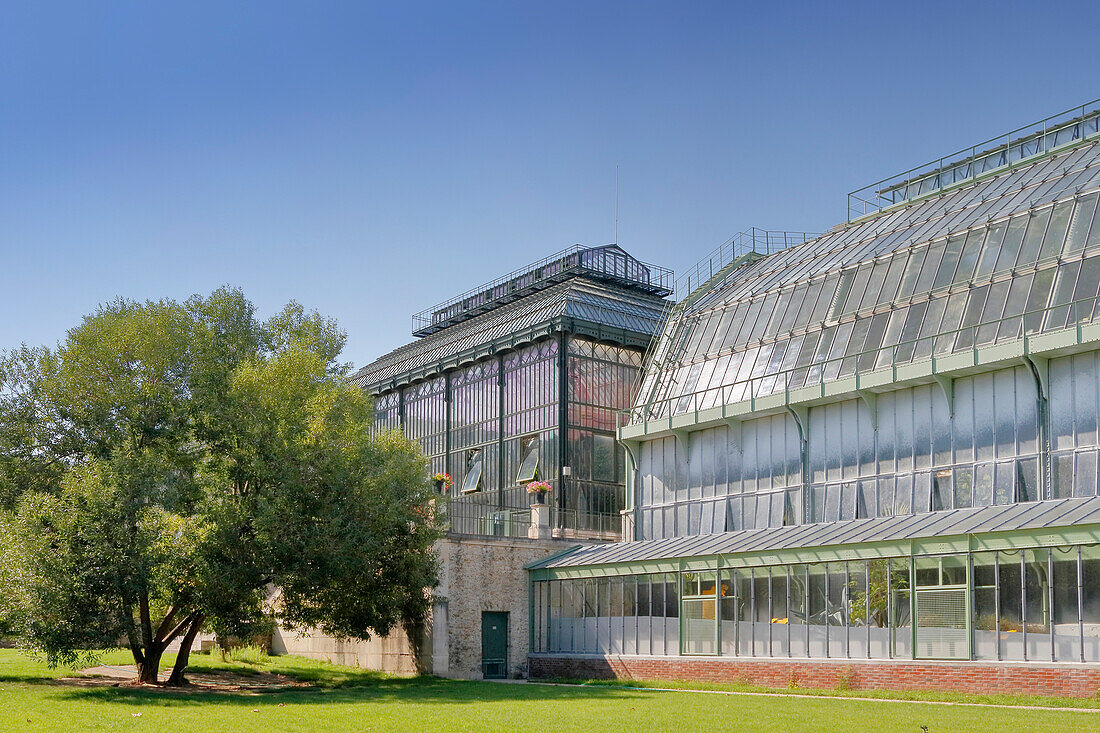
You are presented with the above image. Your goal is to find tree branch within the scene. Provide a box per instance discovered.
[159,612,198,647]
[153,605,179,643]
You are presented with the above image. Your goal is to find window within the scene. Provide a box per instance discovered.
[461,449,483,494]
[516,435,540,483]
[592,434,617,482]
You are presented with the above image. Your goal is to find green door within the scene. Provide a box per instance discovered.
[481,611,508,679]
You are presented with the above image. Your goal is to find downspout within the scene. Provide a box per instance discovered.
[1022,355,1050,499]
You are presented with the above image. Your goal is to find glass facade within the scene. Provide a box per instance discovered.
[535,106,1100,674]
[633,356,1100,540]
[533,544,1100,662]
[369,336,644,536]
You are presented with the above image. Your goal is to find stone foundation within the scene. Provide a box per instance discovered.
[271,533,586,679]
[528,654,1100,698]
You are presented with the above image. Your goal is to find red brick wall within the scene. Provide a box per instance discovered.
[528,654,1100,698]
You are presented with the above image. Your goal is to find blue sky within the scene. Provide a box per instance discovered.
[3,1,1099,369]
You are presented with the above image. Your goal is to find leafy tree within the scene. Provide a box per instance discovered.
[0,288,438,684]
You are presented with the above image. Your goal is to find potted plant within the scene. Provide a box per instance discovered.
[431,473,454,494]
[526,480,552,505]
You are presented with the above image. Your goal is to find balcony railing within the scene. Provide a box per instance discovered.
[848,99,1100,221]
[440,492,620,539]
[411,244,674,337]
[675,228,819,302]
[626,294,1100,425]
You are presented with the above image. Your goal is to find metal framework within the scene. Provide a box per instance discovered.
[848,98,1100,221]
[411,244,673,337]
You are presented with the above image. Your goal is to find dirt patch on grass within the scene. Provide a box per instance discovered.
[61,665,313,694]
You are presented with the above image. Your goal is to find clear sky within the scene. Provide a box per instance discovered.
[3,1,1099,370]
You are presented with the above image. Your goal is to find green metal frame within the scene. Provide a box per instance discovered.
[678,570,720,656]
[910,554,971,661]
[621,295,1100,447]
[527,523,1100,582]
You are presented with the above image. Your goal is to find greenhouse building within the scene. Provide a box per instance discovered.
[529,102,1100,695]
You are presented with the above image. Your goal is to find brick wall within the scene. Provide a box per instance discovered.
[528,654,1100,698]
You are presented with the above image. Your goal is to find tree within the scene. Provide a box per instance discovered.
[0,288,438,685]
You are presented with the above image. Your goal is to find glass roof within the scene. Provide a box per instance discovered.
[411,244,673,337]
[635,131,1100,418]
[849,99,1100,220]
[529,496,1100,569]
[354,277,670,391]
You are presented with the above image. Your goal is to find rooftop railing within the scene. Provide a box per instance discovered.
[848,99,1100,222]
[625,294,1100,425]
[675,228,820,302]
[411,244,674,337]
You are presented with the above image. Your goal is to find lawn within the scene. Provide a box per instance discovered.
[0,649,1095,733]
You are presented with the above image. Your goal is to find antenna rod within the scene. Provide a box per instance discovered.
[614,165,620,244]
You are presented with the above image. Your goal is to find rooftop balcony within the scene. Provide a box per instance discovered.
[411,244,673,338]
[848,99,1100,222]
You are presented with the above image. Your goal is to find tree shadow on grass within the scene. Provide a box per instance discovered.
[48,676,651,709]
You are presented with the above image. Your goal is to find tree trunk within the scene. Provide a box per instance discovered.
[137,645,163,684]
[166,614,205,687]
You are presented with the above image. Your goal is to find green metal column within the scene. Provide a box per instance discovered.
[498,353,506,509]
[558,330,568,515]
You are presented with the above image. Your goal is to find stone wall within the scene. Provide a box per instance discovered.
[270,624,421,675]
[270,533,583,679]
[528,654,1100,698]
[433,533,577,679]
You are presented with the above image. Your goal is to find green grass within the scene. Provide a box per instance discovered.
[551,676,1100,710]
[0,649,1095,732]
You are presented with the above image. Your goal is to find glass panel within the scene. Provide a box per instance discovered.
[1039,200,1073,261]
[994,215,1028,272]
[1016,208,1052,268]
[1025,549,1051,661]
[933,235,965,291]
[954,228,984,283]
[975,280,1010,345]
[789,565,809,658]
[682,597,717,655]
[890,558,912,659]
[719,570,736,656]
[1052,547,1080,662]
[999,551,1025,660]
[737,568,753,656]
[827,565,847,657]
[461,450,484,494]
[954,285,989,350]
[1064,192,1099,255]
[972,552,999,660]
[848,561,869,659]
[878,253,908,306]
[897,247,927,298]
[1083,545,1100,663]
[516,435,541,483]
[808,564,828,657]
[974,221,1008,279]
[914,241,946,294]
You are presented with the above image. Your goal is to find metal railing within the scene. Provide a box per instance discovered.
[411,244,674,337]
[626,294,1100,424]
[848,99,1100,221]
[440,496,618,538]
[675,228,820,302]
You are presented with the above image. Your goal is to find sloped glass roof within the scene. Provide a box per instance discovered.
[635,126,1100,418]
[530,496,1100,569]
[354,277,669,391]
[411,244,673,337]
